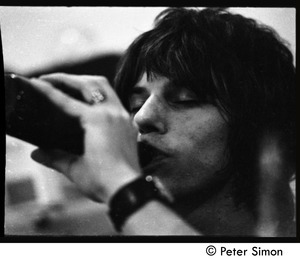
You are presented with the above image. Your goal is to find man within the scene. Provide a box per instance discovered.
[29,7,295,236]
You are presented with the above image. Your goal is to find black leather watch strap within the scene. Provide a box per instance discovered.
[108,175,173,232]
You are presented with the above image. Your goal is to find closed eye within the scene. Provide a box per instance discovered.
[129,99,147,114]
[173,99,199,104]
[129,106,142,114]
[170,99,200,108]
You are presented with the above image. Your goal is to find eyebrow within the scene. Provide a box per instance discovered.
[129,85,149,96]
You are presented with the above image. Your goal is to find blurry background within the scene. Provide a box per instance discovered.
[2,7,295,236]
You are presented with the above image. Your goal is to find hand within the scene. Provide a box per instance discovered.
[30,73,141,204]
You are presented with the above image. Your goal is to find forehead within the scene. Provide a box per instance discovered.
[132,73,184,96]
[135,73,169,88]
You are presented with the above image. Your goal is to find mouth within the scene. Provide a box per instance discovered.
[138,142,169,172]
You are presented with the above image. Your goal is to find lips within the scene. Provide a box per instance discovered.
[138,142,169,171]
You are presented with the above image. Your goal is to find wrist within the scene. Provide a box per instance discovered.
[100,164,141,204]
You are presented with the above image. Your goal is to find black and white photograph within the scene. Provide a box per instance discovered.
[2,6,296,239]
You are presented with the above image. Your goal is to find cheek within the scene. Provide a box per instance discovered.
[170,110,229,170]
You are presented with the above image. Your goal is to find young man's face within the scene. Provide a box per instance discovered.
[129,73,230,199]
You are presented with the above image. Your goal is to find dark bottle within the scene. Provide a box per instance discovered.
[5,73,84,155]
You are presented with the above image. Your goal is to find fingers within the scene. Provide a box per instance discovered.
[29,77,88,117]
[31,148,78,175]
[39,73,122,106]
[39,73,94,103]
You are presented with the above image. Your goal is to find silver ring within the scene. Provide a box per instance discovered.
[90,89,105,104]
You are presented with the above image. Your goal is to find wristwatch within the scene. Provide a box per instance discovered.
[108,175,174,232]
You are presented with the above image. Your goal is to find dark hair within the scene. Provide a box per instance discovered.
[114,7,295,232]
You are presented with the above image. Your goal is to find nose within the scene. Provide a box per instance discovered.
[133,96,167,135]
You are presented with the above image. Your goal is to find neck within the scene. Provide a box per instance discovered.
[174,177,256,236]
